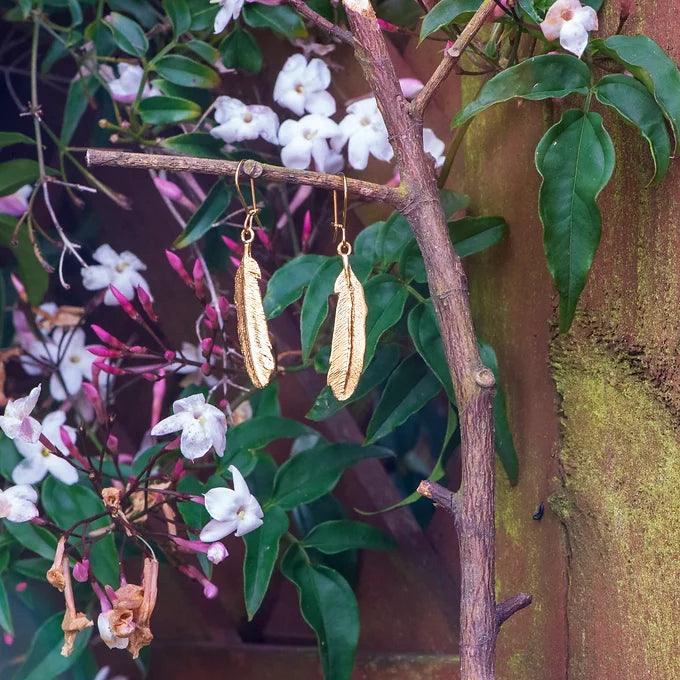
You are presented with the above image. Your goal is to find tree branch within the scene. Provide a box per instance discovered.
[417,480,461,529]
[496,593,533,628]
[85,149,399,204]
[411,0,497,118]
[288,0,354,44]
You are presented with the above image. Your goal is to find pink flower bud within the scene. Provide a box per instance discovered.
[94,361,126,376]
[200,338,213,355]
[203,581,218,599]
[109,285,141,321]
[59,426,74,450]
[106,434,118,454]
[136,285,158,322]
[200,362,211,376]
[72,559,89,582]
[172,458,185,480]
[230,256,240,269]
[10,273,28,303]
[153,176,184,202]
[207,543,228,565]
[302,210,312,249]
[221,236,243,255]
[91,324,125,349]
[142,372,157,381]
[88,345,122,359]
[165,250,194,288]
[3,633,13,646]
[193,259,206,299]
[164,350,177,362]
[204,304,217,323]
[218,296,230,315]
[256,228,271,250]
[127,345,148,354]
[151,375,166,428]
[202,317,214,331]
[82,382,107,425]
[377,18,399,32]
[15,581,27,593]
[179,564,219,599]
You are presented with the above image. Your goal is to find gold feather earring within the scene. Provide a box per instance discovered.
[327,175,367,401]
[233,161,275,389]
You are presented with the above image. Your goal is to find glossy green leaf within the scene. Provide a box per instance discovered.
[105,12,148,56]
[450,215,508,257]
[420,0,481,42]
[273,443,392,509]
[0,577,13,635]
[139,95,202,124]
[154,55,220,89]
[177,475,209,529]
[264,254,326,318]
[14,611,92,680]
[453,54,591,127]
[307,344,401,421]
[242,3,307,38]
[363,274,408,367]
[594,74,671,183]
[440,188,470,218]
[162,131,225,158]
[0,132,34,148]
[220,28,263,73]
[4,522,57,561]
[407,301,454,401]
[0,160,41,196]
[108,0,158,28]
[517,0,541,22]
[164,0,192,35]
[479,340,519,485]
[227,416,319,453]
[281,544,358,680]
[173,180,233,248]
[61,75,100,145]
[592,35,680,146]
[377,212,412,265]
[535,109,615,332]
[302,520,394,553]
[153,77,213,108]
[13,557,53,581]
[354,221,383,263]
[365,354,442,444]
[243,505,288,619]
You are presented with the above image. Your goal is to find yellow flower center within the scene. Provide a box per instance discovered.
[294,83,304,93]
[243,112,253,123]
[41,447,51,458]
[115,262,129,273]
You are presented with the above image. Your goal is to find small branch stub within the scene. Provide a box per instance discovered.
[474,367,496,388]
[417,480,460,525]
[496,593,533,628]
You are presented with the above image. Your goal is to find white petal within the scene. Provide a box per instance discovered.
[211,118,260,144]
[303,58,331,91]
[19,416,42,443]
[180,419,212,460]
[45,455,79,485]
[369,131,394,162]
[559,19,590,57]
[251,106,280,144]
[540,0,571,40]
[49,371,68,402]
[6,498,38,523]
[110,272,136,300]
[173,393,207,413]
[213,6,230,33]
[206,417,226,457]
[204,487,238,520]
[281,137,313,170]
[92,244,120,266]
[200,518,238,542]
[311,139,331,173]
[214,96,246,123]
[11,385,41,418]
[227,465,251,500]
[12,458,47,485]
[275,88,306,117]
[119,251,146,271]
[235,503,264,536]
[82,265,113,292]
[52,365,83,401]
[574,5,598,31]
[0,416,22,441]
[5,484,39,504]
[304,114,340,139]
[304,90,336,117]
[150,411,191,437]
[277,119,299,147]
[347,133,371,170]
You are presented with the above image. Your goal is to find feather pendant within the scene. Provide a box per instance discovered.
[327,260,367,401]
[235,245,275,389]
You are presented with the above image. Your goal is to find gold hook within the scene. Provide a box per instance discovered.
[332,174,349,244]
[235,160,262,230]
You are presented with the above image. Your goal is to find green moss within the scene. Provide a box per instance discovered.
[552,337,680,679]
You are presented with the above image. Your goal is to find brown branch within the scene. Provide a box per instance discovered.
[288,0,354,44]
[85,149,399,204]
[417,479,461,528]
[411,0,497,118]
[496,593,533,628]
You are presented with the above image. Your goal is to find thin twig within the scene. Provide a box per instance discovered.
[288,0,354,44]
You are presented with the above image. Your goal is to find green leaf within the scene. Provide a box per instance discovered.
[0,577,13,635]
[264,254,326,318]
[173,180,233,248]
[440,188,470,218]
[0,132,34,148]
[13,557,53,581]
[450,215,508,257]
[154,55,220,89]
[407,301,454,401]
[592,36,680,146]
[3,522,57,561]
[164,0,192,35]
[243,505,288,619]
[307,344,401,421]
[177,475,209,529]
[281,544,358,680]
[365,354,442,444]
[61,76,100,145]
[0,160,41,196]
[420,0,481,42]
[131,443,165,477]
[302,520,394,553]
[535,109,615,332]
[354,221,383,263]
[0,215,49,304]
[453,54,591,127]
[220,28,263,73]
[185,39,220,64]
[479,340,519,485]
[108,0,158,28]
[594,73,671,183]
[13,611,92,680]
[227,416,318,453]
[273,443,392,509]
[105,12,148,57]
[363,274,408,368]
[517,0,541,22]
[242,3,307,39]
[161,131,225,158]
[377,212,412,266]
[139,95,201,124]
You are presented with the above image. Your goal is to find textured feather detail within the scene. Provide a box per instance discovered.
[327,262,367,401]
[235,246,275,389]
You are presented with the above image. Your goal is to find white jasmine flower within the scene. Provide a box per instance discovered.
[12,411,78,486]
[170,342,218,388]
[540,0,598,58]
[273,54,336,117]
[210,96,279,145]
[211,0,245,33]
[150,393,226,460]
[0,485,38,523]
[207,542,229,564]
[423,128,446,169]
[97,611,128,650]
[333,97,393,171]
[81,244,150,306]
[105,63,160,104]
[0,185,32,217]
[199,465,263,541]
[48,328,97,402]
[279,114,341,170]
[0,385,42,443]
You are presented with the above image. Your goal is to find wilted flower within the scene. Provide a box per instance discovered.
[0,484,38,523]
[210,96,279,145]
[200,465,263,541]
[0,185,32,217]
[81,244,150,306]
[150,393,226,460]
[278,114,342,171]
[12,410,78,486]
[0,385,42,443]
[540,0,598,57]
[273,54,336,117]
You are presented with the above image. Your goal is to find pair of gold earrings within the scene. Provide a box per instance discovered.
[233,161,366,401]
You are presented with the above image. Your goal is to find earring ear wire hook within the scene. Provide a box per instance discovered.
[332,173,349,245]
[235,159,263,230]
